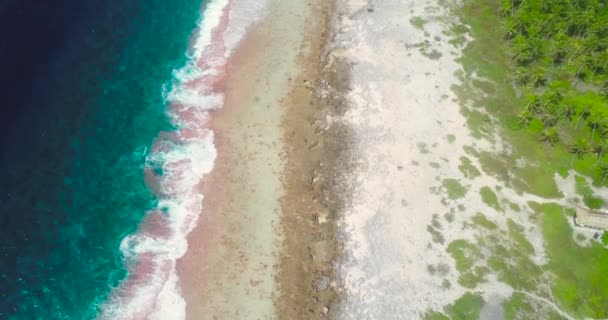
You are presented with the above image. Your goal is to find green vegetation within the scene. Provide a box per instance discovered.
[534,202,608,318]
[574,175,604,209]
[506,200,521,212]
[450,203,608,317]
[495,0,608,184]
[458,156,481,179]
[486,224,541,291]
[450,0,608,198]
[447,240,482,271]
[446,239,487,288]
[442,178,468,199]
[458,265,489,288]
[424,292,484,320]
[471,212,498,229]
[501,1,608,182]
[479,186,501,211]
[503,292,535,320]
[503,292,564,320]
[438,0,608,318]
[412,40,443,60]
[507,219,534,255]
[410,16,428,30]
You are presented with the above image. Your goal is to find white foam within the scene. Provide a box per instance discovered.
[97,0,269,319]
[223,1,269,55]
[149,271,186,320]
[191,0,230,60]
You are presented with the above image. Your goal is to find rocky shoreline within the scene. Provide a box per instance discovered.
[274,0,357,318]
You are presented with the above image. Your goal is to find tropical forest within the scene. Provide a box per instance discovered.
[507,0,608,180]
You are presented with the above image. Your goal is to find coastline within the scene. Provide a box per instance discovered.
[273,0,356,318]
[179,0,608,319]
[176,1,340,319]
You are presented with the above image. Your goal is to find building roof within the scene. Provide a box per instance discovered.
[575,206,608,230]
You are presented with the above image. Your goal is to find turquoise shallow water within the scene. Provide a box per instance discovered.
[0,1,206,318]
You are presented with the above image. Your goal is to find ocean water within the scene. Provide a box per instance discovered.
[0,0,208,318]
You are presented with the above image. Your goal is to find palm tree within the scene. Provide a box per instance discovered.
[599,125,608,140]
[504,18,520,38]
[500,1,512,17]
[592,140,608,164]
[525,95,544,114]
[558,104,575,127]
[540,127,560,145]
[542,89,562,108]
[586,113,606,141]
[550,37,569,65]
[572,58,593,83]
[600,163,608,185]
[600,163,608,184]
[517,109,533,126]
[513,68,530,85]
[542,114,558,127]
[575,107,591,130]
[530,68,547,87]
[570,138,590,165]
[600,80,608,99]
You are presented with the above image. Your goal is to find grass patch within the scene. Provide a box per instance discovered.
[447,239,482,272]
[503,292,533,320]
[458,156,481,179]
[534,202,608,318]
[409,16,427,30]
[507,219,534,255]
[458,265,489,288]
[503,292,564,320]
[424,292,484,320]
[506,200,521,212]
[447,239,487,287]
[471,212,497,230]
[574,175,604,209]
[480,186,500,211]
[442,178,468,200]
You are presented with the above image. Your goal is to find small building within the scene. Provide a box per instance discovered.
[574,206,608,230]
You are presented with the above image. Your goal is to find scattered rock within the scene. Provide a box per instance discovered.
[321,305,330,315]
[315,274,331,291]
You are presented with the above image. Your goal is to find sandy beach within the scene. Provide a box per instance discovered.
[177,0,339,319]
[178,0,486,318]
[176,0,607,319]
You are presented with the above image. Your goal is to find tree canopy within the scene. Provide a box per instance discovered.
[503,0,608,180]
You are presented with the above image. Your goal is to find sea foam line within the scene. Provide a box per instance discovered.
[97,0,267,319]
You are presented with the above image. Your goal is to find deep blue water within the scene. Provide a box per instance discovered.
[0,0,203,318]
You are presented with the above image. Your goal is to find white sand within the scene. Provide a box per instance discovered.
[329,1,482,317]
